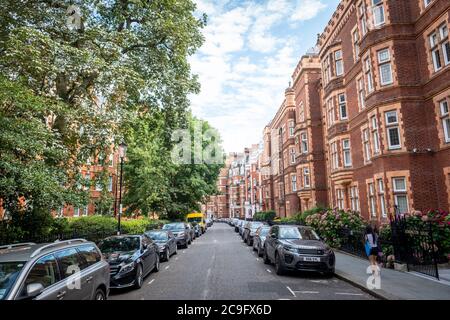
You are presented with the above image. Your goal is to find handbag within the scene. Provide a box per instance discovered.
[365,239,371,257]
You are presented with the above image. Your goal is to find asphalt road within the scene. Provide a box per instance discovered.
[110,223,375,300]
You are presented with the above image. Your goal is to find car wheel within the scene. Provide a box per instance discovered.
[94,288,106,300]
[258,246,263,257]
[165,249,170,262]
[263,247,270,265]
[153,255,160,272]
[252,243,257,252]
[275,253,286,276]
[134,264,144,289]
[324,268,335,278]
[174,245,178,255]
[184,241,188,249]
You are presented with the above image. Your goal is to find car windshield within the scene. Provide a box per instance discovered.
[250,222,263,231]
[98,237,140,253]
[163,223,185,231]
[259,228,270,236]
[279,227,320,240]
[147,232,168,242]
[0,261,25,300]
[187,217,202,223]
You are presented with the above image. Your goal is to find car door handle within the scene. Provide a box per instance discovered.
[86,276,93,283]
[57,291,66,299]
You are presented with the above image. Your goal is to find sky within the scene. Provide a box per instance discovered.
[189,0,341,153]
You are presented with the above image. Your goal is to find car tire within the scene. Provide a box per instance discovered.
[164,248,170,262]
[247,238,252,246]
[275,253,286,276]
[263,247,271,265]
[258,246,263,257]
[134,264,144,289]
[324,268,335,278]
[153,255,160,272]
[252,243,257,252]
[93,288,106,300]
[174,245,178,255]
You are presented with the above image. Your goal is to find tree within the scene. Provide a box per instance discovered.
[0,1,206,231]
[123,113,224,220]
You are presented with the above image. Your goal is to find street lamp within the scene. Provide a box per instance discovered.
[117,141,127,235]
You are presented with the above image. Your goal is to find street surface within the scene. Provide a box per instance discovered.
[110,223,375,300]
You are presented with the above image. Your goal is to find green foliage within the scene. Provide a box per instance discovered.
[123,112,224,219]
[0,0,208,235]
[254,211,276,222]
[69,216,118,235]
[305,209,367,247]
[121,218,170,234]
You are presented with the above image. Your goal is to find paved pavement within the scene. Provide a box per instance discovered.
[110,223,375,300]
[335,251,450,300]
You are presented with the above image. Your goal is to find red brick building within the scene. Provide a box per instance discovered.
[317,0,450,222]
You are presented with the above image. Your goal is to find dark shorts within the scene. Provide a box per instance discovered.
[369,247,379,256]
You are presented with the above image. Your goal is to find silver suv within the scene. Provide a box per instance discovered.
[0,239,110,300]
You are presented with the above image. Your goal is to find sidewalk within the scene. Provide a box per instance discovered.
[334,251,450,300]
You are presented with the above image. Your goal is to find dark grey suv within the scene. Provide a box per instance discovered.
[0,239,110,300]
[263,225,335,276]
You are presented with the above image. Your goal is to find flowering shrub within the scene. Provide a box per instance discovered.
[305,208,366,247]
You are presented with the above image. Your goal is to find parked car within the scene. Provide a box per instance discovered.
[253,226,271,257]
[205,218,213,227]
[162,222,191,248]
[243,221,265,246]
[192,223,202,237]
[145,230,177,262]
[262,225,335,276]
[187,223,196,241]
[98,235,159,289]
[235,220,243,233]
[0,239,110,300]
[239,220,246,238]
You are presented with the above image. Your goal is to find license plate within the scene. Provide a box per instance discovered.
[302,256,320,262]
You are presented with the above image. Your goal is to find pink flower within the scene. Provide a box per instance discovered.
[421,215,429,222]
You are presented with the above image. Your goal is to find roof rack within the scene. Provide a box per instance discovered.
[30,239,87,258]
[0,243,36,250]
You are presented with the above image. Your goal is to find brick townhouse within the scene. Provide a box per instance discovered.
[211,0,450,223]
[317,0,450,222]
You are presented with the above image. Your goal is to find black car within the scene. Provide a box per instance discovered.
[162,222,191,248]
[98,235,160,289]
[253,225,271,257]
[243,221,265,246]
[145,230,178,262]
[263,225,335,276]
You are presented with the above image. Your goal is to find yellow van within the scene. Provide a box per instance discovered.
[186,212,206,233]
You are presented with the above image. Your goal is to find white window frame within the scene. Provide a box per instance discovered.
[377,179,387,218]
[372,0,385,27]
[336,189,344,210]
[353,28,360,61]
[335,50,344,76]
[74,207,80,217]
[378,48,393,86]
[303,168,311,188]
[358,77,366,109]
[108,175,113,192]
[385,111,401,150]
[342,139,352,167]
[371,116,380,154]
[288,120,295,137]
[365,57,374,93]
[291,175,297,192]
[300,132,308,154]
[440,100,450,143]
[368,183,376,217]
[338,93,348,120]
[290,148,296,164]
[359,2,368,36]
[363,128,371,162]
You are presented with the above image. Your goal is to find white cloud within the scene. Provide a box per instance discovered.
[291,0,327,22]
[191,0,335,152]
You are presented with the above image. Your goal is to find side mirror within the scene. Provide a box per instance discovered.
[26,283,44,298]
[270,234,277,239]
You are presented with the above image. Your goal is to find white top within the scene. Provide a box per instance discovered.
[366,234,378,248]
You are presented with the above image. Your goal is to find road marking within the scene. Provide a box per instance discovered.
[266,269,272,273]
[286,286,297,297]
[148,279,155,285]
[297,291,319,294]
[335,292,364,296]
[165,265,170,270]
[310,280,329,284]
[256,258,260,261]
[278,298,291,300]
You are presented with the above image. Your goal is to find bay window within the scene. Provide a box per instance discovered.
[338,93,347,120]
[342,139,352,167]
[303,168,310,188]
[372,0,385,27]
[300,132,308,154]
[335,50,344,76]
[440,99,450,143]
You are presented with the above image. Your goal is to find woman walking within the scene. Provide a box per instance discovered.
[365,225,380,273]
